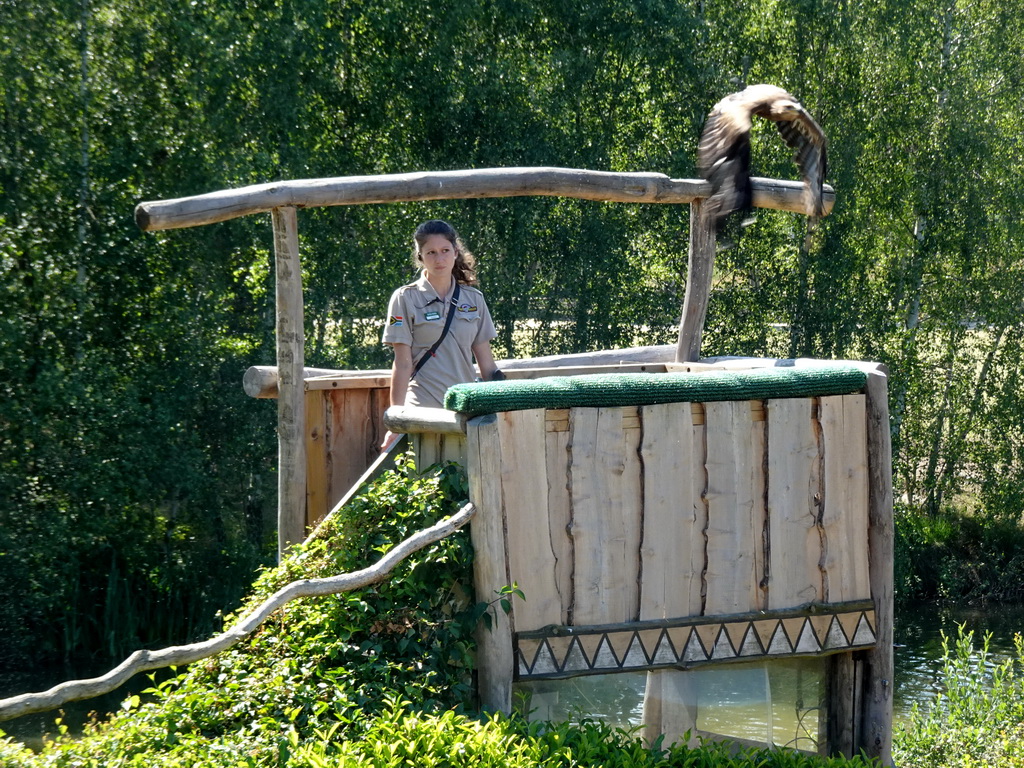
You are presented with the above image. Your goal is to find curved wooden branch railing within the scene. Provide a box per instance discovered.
[135,166,835,231]
[0,503,476,722]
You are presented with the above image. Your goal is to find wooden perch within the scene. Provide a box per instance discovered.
[136,167,835,231]
[0,502,476,722]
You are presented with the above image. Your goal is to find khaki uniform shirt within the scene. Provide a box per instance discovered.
[382,274,497,408]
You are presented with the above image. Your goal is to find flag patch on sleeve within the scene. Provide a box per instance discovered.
[389,315,403,326]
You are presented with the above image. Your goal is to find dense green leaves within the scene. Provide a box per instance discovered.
[1,0,1022,678]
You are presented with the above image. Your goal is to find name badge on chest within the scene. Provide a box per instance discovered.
[424,310,441,321]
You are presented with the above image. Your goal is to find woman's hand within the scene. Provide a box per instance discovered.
[379,430,401,452]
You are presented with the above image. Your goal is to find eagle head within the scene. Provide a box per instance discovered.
[767,100,802,120]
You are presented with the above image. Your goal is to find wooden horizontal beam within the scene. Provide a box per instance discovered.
[383,405,468,436]
[243,345,680,399]
[498,344,678,371]
[136,167,836,231]
[243,365,391,398]
[304,373,392,391]
[502,363,668,380]
[244,352,878,400]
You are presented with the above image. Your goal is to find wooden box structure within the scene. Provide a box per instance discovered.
[275,356,892,758]
[458,361,891,758]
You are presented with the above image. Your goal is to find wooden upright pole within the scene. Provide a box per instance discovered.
[466,413,514,714]
[860,365,894,765]
[271,206,306,560]
[676,199,716,362]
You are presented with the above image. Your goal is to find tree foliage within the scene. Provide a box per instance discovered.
[1,0,1023,676]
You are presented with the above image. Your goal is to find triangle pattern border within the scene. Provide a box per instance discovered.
[513,603,876,681]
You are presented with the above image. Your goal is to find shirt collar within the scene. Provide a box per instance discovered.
[414,272,455,303]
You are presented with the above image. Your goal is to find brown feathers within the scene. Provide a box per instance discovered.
[697,84,827,233]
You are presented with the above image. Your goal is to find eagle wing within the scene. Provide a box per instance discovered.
[774,110,827,222]
[697,85,827,230]
[697,94,754,228]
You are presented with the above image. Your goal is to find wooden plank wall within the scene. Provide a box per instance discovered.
[638,401,704,745]
[470,394,871,713]
[304,386,390,530]
[413,432,467,470]
[569,407,643,626]
[303,381,468,534]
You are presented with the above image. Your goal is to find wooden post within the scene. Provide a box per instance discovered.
[676,199,716,362]
[272,206,306,560]
[860,366,894,764]
[826,654,859,757]
[466,413,514,713]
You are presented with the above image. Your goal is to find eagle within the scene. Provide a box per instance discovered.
[697,84,827,234]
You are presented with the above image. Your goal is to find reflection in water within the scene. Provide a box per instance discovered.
[515,658,823,751]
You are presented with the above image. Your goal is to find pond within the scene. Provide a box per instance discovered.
[892,599,1024,724]
[0,666,172,751]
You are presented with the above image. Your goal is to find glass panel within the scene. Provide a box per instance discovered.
[514,673,647,731]
[513,658,824,751]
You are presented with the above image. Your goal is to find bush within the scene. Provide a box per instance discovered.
[894,504,1024,603]
[293,703,878,768]
[894,626,1024,767]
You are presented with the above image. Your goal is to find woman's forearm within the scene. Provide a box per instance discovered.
[472,342,498,381]
[389,345,413,406]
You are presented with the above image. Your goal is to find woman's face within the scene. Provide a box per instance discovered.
[417,234,457,279]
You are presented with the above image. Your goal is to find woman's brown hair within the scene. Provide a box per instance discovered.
[412,219,478,286]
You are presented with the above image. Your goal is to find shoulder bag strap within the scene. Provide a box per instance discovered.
[410,282,460,380]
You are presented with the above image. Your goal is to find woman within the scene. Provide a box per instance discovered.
[380,220,499,448]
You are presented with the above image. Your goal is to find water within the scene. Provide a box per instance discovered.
[0,666,172,751]
[892,600,1024,723]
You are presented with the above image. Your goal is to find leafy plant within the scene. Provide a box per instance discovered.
[894,626,1024,767]
[292,701,880,768]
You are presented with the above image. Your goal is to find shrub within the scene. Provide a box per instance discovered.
[894,626,1024,767]
[894,504,1024,603]
[292,702,879,768]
